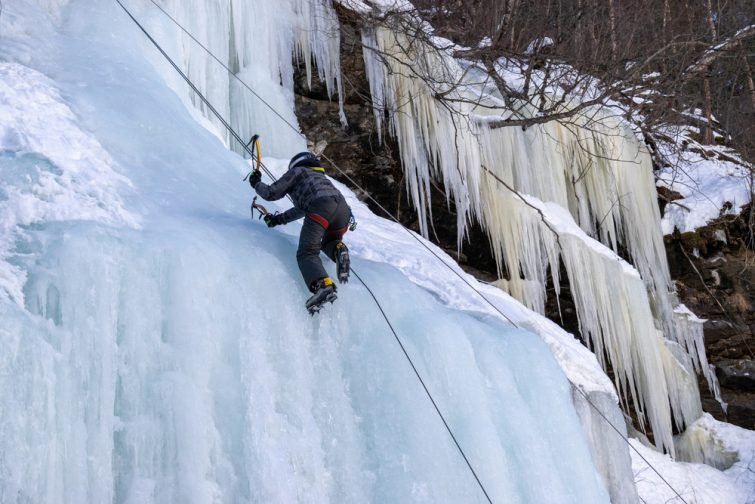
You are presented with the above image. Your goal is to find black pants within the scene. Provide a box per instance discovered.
[297,196,350,291]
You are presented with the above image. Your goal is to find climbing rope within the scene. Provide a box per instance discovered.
[114,1,494,502]
[353,270,495,503]
[570,383,689,503]
[116,1,691,502]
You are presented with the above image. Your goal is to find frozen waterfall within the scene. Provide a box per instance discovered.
[0,0,623,502]
[360,22,720,456]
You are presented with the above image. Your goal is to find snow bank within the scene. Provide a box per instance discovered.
[633,414,755,503]
[657,149,752,234]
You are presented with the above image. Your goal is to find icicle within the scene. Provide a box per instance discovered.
[361,29,386,144]
[477,161,686,452]
[137,0,233,145]
[661,340,704,433]
[289,0,347,126]
[360,22,717,457]
[140,0,344,153]
[361,27,477,243]
[572,389,639,504]
[672,303,725,410]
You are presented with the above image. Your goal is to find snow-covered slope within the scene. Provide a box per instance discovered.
[656,135,752,234]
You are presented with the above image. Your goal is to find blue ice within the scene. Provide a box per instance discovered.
[0,1,610,502]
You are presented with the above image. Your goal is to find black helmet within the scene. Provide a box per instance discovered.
[289,151,321,170]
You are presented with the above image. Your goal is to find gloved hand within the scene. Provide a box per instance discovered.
[248,170,262,188]
[263,212,283,228]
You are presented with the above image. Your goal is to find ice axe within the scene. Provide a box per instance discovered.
[251,196,269,220]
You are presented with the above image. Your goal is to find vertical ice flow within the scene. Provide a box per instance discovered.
[0,0,613,503]
[361,24,720,456]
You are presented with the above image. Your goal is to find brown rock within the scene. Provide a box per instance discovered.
[704,319,736,345]
[716,359,755,391]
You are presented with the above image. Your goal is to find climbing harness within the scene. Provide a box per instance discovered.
[116,2,691,502]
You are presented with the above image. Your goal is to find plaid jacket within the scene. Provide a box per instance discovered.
[253,165,342,223]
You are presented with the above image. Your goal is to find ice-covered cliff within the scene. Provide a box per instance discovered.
[1,1,753,503]
[0,1,617,502]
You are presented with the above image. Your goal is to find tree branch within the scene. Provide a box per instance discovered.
[685,24,755,77]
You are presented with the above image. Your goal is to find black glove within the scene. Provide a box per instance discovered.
[263,212,283,228]
[248,170,262,188]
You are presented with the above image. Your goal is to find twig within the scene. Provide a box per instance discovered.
[481,164,564,251]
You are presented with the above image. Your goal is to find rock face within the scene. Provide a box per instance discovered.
[717,359,755,391]
[292,8,755,431]
[665,208,755,430]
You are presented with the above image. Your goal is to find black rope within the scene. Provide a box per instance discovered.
[570,384,690,504]
[118,2,691,501]
[353,270,494,503]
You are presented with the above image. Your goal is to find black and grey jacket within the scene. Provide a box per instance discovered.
[253,162,342,224]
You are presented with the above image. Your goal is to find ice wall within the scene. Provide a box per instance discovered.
[360,23,719,456]
[0,2,614,502]
[572,389,639,504]
[131,0,344,158]
[2,240,612,504]
[107,0,638,493]
[0,62,139,306]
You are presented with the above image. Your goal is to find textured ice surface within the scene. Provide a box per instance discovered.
[0,2,612,502]
[0,61,138,305]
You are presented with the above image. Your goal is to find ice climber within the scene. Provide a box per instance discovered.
[249,151,351,314]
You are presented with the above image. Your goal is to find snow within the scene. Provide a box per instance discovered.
[340,0,415,13]
[0,61,139,306]
[524,37,554,55]
[634,414,755,503]
[1,0,752,503]
[657,148,752,234]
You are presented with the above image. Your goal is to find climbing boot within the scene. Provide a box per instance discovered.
[335,242,350,284]
[306,277,337,315]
